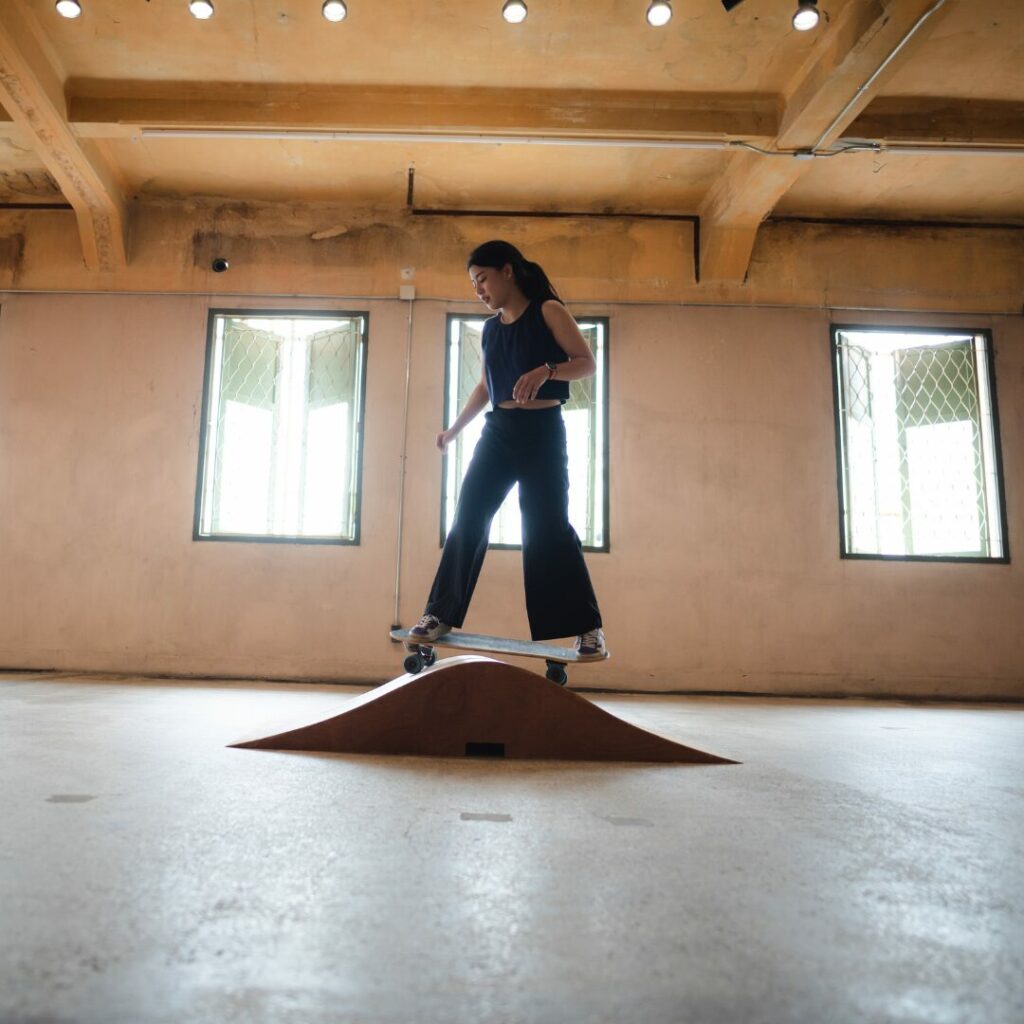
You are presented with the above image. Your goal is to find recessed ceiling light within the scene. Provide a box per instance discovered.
[322,1,347,21]
[793,1,820,31]
[55,1,82,18]
[188,1,215,20]
[646,2,673,28]
[502,1,528,23]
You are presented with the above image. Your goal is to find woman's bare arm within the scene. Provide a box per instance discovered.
[511,300,597,402]
[437,377,489,450]
[541,300,597,379]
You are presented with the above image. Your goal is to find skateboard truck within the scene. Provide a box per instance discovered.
[403,643,438,675]
[404,642,569,685]
[545,662,569,686]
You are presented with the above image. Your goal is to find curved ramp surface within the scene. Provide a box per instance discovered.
[231,656,737,764]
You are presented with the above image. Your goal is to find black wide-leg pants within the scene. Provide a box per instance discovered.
[425,405,602,641]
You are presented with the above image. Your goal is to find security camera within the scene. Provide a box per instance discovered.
[211,257,230,273]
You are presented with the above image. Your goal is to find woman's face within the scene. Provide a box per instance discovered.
[468,263,516,310]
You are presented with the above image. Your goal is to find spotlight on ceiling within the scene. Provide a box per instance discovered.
[322,0,347,21]
[502,1,528,23]
[793,0,820,30]
[188,1,214,19]
[646,1,673,27]
[55,0,82,17]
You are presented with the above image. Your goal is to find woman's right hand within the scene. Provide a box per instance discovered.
[436,429,455,452]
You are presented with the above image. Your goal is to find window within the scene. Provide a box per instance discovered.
[832,326,1007,561]
[195,310,367,543]
[443,313,609,551]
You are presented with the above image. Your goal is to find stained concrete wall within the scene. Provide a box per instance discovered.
[0,290,1021,697]
[2,203,1023,314]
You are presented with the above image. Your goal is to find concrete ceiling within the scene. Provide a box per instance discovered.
[0,0,1021,276]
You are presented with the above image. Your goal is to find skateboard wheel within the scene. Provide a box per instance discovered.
[545,661,568,686]
[404,652,425,675]
[422,648,437,667]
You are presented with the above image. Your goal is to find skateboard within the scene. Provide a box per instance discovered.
[389,628,609,686]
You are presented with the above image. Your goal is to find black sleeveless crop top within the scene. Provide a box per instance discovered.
[481,299,571,405]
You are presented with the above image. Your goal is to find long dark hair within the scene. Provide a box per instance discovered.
[466,240,563,304]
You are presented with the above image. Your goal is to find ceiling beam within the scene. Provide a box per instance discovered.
[6,88,1021,151]
[0,1,127,270]
[698,0,953,283]
[65,82,779,142]
[845,97,1024,145]
[698,150,812,283]
[38,84,1023,157]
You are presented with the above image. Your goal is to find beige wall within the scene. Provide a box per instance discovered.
[0,290,1020,697]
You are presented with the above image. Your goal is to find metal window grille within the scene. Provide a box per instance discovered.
[443,314,608,551]
[195,311,367,543]
[833,327,1007,560]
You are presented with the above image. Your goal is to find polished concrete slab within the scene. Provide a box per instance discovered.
[1,672,1022,1024]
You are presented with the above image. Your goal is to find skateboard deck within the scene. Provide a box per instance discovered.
[389,628,608,685]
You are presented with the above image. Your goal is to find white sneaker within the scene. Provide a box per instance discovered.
[409,614,451,642]
[575,628,606,660]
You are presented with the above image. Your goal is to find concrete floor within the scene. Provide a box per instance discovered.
[1,673,1022,1024]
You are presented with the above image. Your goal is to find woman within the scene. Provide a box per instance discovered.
[409,240,605,659]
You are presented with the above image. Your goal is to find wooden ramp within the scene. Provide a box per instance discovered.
[231,656,737,764]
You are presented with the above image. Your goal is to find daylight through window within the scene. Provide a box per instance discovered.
[833,327,1006,561]
[196,311,367,543]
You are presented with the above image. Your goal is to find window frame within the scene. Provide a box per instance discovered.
[193,307,369,546]
[829,323,1010,564]
[440,311,611,554]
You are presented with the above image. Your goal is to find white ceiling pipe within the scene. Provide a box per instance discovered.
[138,129,733,149]
[880,145,1024,158]
[136,128,1024,158]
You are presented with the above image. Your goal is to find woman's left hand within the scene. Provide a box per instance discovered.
[512,365,552,403]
